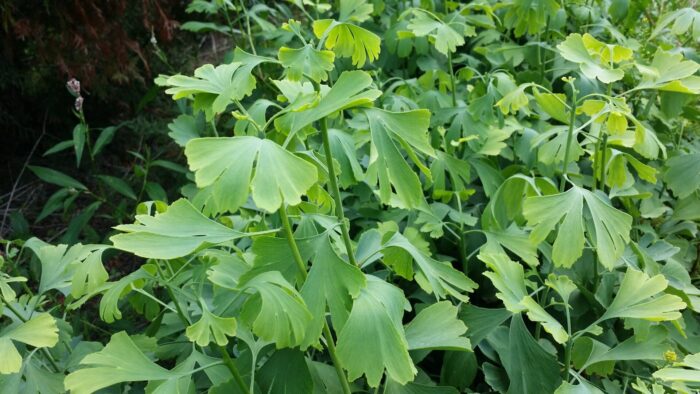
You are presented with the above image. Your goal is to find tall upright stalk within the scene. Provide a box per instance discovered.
[278,204,353,394]
[598,133,608,191]
[447,51,457,107]
[560,84,578,192]
[319,117,359,266]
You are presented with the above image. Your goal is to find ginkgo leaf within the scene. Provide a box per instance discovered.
[70,246,110,298]
[313,19,380,67]
[0,338,21,374]
[24,238,107,296]
[239,271,312,348]
[163,52,273,118]
[244,233,324,286]
[533,88,569,124]
[111,199,248,259]
[653,352,700,383]
[495,83,530,115]
[545,274,577,304]
[404,301,470,351]
[523,186,632,269]
[0,272,24,303]
[505,315,562,394]
[429,151,472,200]
[635,50,700,94]
[572,336,666,373]
[99,267,153,323]
[557,33,629,83]
[65,331,185,394]
[0,313,59,374]
[300,237,366,349]
[504,0,560,37]
[185,137,319,214]
[275,70,381,137]
[167,114,200,147]
[651,8,700,40]
[384,232,477,302]
[479,253,568,344]
[339,0,373,22]
[186,302,237,346]
[364,108,434,209]
[278,45,335,82]
[336,275,417,387]
[483,227,539,267]
[329,128,364,188]
[406,10,475,55]
[600,269,686,322]
[664,152,700,198]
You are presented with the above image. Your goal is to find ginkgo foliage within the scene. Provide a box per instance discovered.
[4,1,700,393]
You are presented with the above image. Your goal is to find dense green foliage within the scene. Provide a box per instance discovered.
[2,0,700,393]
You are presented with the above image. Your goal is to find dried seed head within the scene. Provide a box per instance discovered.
[67,78,81,96]
[74,96,84,112]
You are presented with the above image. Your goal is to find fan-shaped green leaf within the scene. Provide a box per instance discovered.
[635,50,700,94]
[186,302,237,346]
[275,70,381,136]
[336,275,416,387]
[406,10,475,55]
[523,186,632,269]
[557,34,630,83]
[651,8,700,40]
[479,253,568,344]
[313,20,380,67]
[0,313,59,374]
[185,137,318,214]
[664,152,700,198]
[279,45,335,82]
[300,237,366,348]
[65,331,185,394]
[600,269,686,322]
[163,51,273,118]
[384,232,477,302]
[404,301,470,351]
[239,271,312,348]
[653,353,700,383]
[364,108,434,209]
[110,199,248,259]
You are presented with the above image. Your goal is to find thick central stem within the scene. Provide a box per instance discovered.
[560,85,578,192]
[447,51,457,107]
[320,117,359,267]
[278,204,352,394]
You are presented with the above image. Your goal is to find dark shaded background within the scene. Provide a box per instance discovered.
[0,0,190,191]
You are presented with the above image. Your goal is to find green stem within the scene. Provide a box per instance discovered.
[155,263,191,325]
[539,16,550,84]
[560,85,578,192]
[598,133,608,191]
[278,204,353,394]
[447,51,457,107]
[278,206,308,280]
[156,268,247,393]
[236,0,257,55]
[563,303,573,381]
[322,323,353,394]
[320,117,358,267]
[455,193,467,272]
[592,136,601,191]
[221,4,238,39]
[218,345,250,393]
